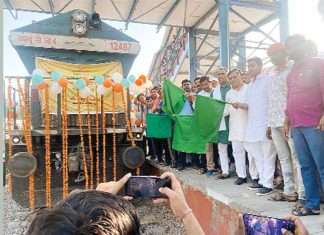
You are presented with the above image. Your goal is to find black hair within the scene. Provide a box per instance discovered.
[136,93,144,100]
[199,76,209,83]
[247,57,263,68]
[27,191,140,235]
[181,79,191,85]
[194,77,201,82]
[227,68,241,77]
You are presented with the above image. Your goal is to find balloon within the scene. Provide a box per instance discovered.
[51,71,62,81]
[127,75,136,83]
[103,78,113,88]
[112,72,123,83]
[80,87,92,98]
[112,83,123,93]
[31,74,44,86]
[97,84,106,96]
[58,78,69,88]
[37,82,48,90]
[50,82,62,95]
[32,69,44,77]
[121,79,130,89]
[135,78,143,86]
[138,74,146,83]
[75,79,86,90]
[95,75,104,85]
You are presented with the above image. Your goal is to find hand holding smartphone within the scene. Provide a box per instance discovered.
[243,213,295,235]
[125,176,172,198]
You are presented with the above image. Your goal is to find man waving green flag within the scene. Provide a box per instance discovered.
[162,79,186,116]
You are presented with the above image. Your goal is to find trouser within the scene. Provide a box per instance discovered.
[271,127,296,195]
[176,151,186,168]
[291,127,324,209]
[206,143,214,171]
[154,138,171,164]
[232,141,247,178]
[218,143,229,174]
[244,140,277,188]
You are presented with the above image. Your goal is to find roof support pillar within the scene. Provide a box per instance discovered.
[218,0,230,69]
[279,0,289,42]
[238,38,246,71]
[188,28,197,81]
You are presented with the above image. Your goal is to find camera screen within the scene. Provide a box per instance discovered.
[125,176,162,198]
[243,213,295,235]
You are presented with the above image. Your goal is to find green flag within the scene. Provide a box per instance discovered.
[162,80,185,116]
[146,113,172,138]
[193,96,226,143]
[172,115,206,154]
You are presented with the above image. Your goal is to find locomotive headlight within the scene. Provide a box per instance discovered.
[136,133,141,139]
[12,136,20,144]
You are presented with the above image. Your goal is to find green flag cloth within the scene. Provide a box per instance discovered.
[172,115,206,154]
[162,80,185,116]
[146,113,172,138]
[193,96,226,143]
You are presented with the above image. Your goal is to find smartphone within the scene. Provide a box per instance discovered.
[125,176,171,198]
[243,213,295,235]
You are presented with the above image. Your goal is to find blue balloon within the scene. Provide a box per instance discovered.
[121,79,130,88]
[127,75,136,83]
[31,74,44,85]
[75,79,86,90]
[51,71,62,81]
[95,75,104,85]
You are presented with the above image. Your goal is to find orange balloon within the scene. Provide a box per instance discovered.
[37,82,48,90]
[103,79,113,88]
[58,78,69,88]
[83,77,91,85]
[138,74,146,82]
[135,79,143,86]
[113,83,123,93]
[135,119,142,127]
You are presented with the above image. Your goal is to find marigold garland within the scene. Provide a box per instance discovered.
[77,93,89,189]
[44,87,52,207]
[121,90,140,175]
[17,79,35,209]
[112,92,117,181]
[101,95,107,182]
[87,98,94,189]
[6,79,14,193]
[95,88,100,185]
[61,88,69,198]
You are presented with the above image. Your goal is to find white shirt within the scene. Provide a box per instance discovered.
[267,64,291,127]
[245,74,271,142]
[226,85,248,141]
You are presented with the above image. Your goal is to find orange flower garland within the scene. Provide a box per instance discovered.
[77,93,89,189]
[95,89,100,185]
[6,79,14,193]
[43,87,52,207]
[61,88,69,198]
[121,90,140,175]
[87,98,94,189]
[112,91,117,181]
[17,79,35,209]
[101,95,107,182]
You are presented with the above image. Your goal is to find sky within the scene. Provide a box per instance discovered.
[3,0,324,77]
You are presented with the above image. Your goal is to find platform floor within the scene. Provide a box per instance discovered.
[150,161,324,235]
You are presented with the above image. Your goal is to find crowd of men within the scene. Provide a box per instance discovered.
[134,34,324,217]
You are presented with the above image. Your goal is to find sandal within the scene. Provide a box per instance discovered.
[292,206,320,216]
[270,192,286,201]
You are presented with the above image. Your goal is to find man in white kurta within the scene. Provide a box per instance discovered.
[225,70,250,185]
[236,57,277,196]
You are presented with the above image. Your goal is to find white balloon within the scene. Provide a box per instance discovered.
[112,72,123,83]
[32,68,44,77]
[80,87,92,98]
[97,84,106,96]
[49,82,62,95]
